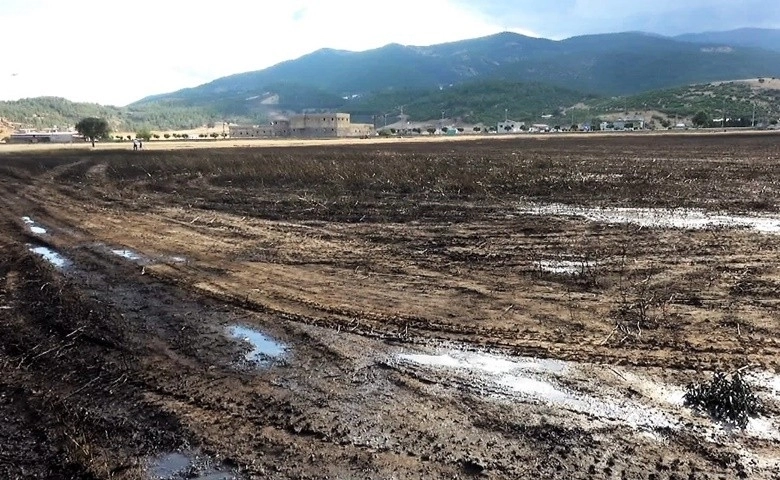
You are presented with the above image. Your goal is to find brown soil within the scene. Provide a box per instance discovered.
[2,133,780,479]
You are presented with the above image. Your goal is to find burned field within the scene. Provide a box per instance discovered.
[2,133,780,478]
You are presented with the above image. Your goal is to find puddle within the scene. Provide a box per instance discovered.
[29,245,68,268]
[148,452,237,480]
[398,350,680,431]
[111,248,144,261]
[537,259,593,275]
[398,351,567,375]
[746,372,780,405]
[228,325,287,365]
[519,203,780,234]
[151,453,191,478]
[399,349,780,442]
[22,216,48,235]
[745,418,780,441]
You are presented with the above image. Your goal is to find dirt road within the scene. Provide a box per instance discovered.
[2,133,780,478]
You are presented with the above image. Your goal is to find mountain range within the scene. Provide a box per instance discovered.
[131,29,780,117]
[674,28,780,52]
[3,28,780,131]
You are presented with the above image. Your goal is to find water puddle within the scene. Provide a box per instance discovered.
[399,349,780,443]
[22,216,48,235]
[519,203,780,234]
[537,259,593,275]
[111,248,144,261]
[228,325,287,365]
[148,452,237,480]
[29,245,68,269]
[398,351,567,375]
[746,372,780,405]
[398,350,677,431]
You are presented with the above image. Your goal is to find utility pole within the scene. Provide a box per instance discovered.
[505,108,508,122]
[722,97,726,130]
[752,103,756,128]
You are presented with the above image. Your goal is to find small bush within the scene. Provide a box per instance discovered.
[684,371,762,428]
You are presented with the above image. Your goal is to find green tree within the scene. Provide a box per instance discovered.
[136,128,152,141]
[163,133,170,139]
[692,111,709,128]
[210,132,219,139]
[75,117,110,147]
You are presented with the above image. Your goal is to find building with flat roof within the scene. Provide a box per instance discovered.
[8,129,79,144]
[229,113,374,139]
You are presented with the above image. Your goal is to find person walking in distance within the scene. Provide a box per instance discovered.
[133,139,138,151]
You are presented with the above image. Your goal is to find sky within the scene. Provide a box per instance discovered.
[1,0,778,106]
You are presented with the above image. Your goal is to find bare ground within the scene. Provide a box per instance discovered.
[2,133,780,479]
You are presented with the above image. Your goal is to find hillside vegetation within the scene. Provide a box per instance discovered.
[0,97,227,131]
[346,81,599,124]
[590,80,780,126]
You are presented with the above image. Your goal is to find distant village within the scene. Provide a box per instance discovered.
[0,110,773,145]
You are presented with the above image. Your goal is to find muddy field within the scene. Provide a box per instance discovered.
[2,133,780,479]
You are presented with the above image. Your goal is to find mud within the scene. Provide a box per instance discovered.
[2,133,780,478]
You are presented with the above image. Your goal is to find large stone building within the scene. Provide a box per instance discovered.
[230,113,374,139]
[8,128,79,144]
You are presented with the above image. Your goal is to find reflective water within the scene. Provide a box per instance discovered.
[228,325,287,364]
[22,216,48,234]
[519,203,780,234]
[398,350,678,430]
[111,248,143,261]
[148,452,237,480]
[29,246,68,268]
[538,260,592,275]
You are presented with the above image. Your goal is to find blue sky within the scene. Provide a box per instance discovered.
[0,0,778,105]
[458,1,780,38]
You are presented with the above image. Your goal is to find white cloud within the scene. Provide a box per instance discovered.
[0,0,505,105]
[3,0,774,106]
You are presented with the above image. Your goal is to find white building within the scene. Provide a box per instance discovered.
[8,129,79,144]
[599,118,646,131]
[529,124,550,133]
